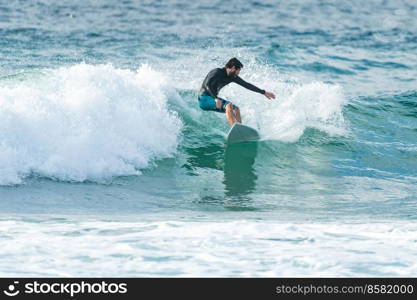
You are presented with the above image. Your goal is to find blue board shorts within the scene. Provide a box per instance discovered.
[198,93,235,113]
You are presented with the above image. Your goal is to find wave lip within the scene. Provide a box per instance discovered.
[0,64,182,185]
[245,81,348,143]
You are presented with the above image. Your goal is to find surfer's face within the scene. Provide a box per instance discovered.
[228,66,241,77]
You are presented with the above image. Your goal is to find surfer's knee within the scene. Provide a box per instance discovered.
[215,98,223,109]
[225,103,233,112]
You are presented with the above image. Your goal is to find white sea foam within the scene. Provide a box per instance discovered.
[0,218,415,277]
[0,64,182,185]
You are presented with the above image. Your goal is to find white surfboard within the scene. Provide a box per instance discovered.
[226,123,260,145]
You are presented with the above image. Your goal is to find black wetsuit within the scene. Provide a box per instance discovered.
[200,67,265,98]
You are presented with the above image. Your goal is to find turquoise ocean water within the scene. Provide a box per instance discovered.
[1,0,417,276]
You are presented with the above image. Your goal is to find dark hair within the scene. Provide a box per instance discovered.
[225,57,243,69]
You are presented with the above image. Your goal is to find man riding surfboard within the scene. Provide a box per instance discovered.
[198,57,276,126]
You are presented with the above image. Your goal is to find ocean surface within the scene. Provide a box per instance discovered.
[1,0,416,277]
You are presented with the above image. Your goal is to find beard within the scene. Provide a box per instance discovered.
[228,71,238,77]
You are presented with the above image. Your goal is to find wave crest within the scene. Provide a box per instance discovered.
[0,64,182,185]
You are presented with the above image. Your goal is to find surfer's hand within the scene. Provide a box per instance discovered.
[264,91,276,99]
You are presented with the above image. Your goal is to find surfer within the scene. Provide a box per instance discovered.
[198,57,276,126]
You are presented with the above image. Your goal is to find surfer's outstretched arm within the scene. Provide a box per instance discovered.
[233,76,276,100]
[224,103,241,126]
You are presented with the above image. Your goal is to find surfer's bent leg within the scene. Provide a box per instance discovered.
[220,98,241,125]
[225,103,238,126]
[215,97,240,126]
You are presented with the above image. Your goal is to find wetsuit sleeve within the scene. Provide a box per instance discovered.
[203,69,220,98]
[233,76,265,94]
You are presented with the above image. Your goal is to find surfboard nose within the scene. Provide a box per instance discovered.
[227,123,260,145]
